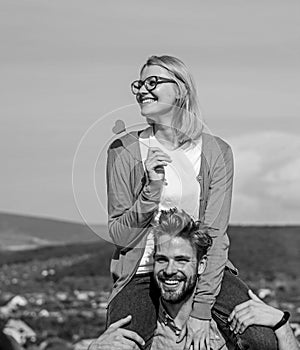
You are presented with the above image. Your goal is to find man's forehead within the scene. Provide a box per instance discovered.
[156,235,195,256]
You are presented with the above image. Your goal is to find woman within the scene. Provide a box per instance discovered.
[106,55,277,350]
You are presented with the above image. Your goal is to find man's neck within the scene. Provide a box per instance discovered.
[162,293,193,329]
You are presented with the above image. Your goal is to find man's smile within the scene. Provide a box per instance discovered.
[158,274,186,291]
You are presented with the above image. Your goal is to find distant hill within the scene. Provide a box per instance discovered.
[0,212,106,250]
[228,225,300,279]
[0,212,299,279]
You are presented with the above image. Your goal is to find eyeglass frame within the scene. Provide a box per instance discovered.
[131,75,177,95]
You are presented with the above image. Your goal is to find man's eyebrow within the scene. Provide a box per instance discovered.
[154,254,167,259]
[174,255,191,260]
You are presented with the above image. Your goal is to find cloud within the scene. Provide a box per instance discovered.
[229,131,300,224]
[263,157,300,207]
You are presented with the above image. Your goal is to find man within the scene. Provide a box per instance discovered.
[150,208,226,350]
[89,209,299,350]
[89,209,226,350]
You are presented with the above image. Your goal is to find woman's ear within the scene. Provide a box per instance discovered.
[175,84,188,107]
[175,84,181,100]
[197,256,207,276]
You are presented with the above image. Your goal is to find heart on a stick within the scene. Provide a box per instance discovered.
[112,120,126,135]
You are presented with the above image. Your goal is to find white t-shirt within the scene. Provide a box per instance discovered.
[136,129,202,274]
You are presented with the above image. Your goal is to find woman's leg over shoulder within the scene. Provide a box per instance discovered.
[212,268,278,350]
[106,274,159,349]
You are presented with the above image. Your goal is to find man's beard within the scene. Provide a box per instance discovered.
[156,272,198,304]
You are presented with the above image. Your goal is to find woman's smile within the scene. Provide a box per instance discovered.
[138,96,157,105]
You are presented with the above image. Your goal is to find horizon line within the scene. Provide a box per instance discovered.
[0,210,299,228]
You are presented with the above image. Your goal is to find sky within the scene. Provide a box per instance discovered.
[1,0,299,225]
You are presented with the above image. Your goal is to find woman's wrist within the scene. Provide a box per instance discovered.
[274,321,290,337]
[272,310,290,331]
[270,309,284,328]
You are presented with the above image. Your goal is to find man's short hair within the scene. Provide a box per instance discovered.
[153,208,213,261]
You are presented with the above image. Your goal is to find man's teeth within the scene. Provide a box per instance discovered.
[163,280,180,286]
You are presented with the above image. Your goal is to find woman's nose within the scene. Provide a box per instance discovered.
[136,86,148,102]
[138,82,148,94]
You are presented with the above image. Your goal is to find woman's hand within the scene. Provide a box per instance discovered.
[144,147,172,181]
[228,290,284,335]
[177,317,210,350]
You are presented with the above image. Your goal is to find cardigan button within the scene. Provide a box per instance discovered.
[196,175,202,183]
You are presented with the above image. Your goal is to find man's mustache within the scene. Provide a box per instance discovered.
[157,272,186,282]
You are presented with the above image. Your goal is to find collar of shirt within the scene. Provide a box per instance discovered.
[158,299,186,336]
[157,298,228,350]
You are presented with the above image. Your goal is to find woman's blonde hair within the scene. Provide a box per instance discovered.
[141,55,203,145]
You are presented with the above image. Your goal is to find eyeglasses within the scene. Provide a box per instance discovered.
[131,76,176,95]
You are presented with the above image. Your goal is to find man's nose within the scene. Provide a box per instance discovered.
[164,261,177,275]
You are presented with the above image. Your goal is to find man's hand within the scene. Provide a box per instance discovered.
[177,317,210,350]
[228,290,284,335]
[88,315,145,350]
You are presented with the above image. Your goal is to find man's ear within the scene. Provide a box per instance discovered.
[197,256,207,276]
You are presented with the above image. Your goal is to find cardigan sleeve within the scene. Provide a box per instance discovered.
[106,142,164,248]
[191,145,234,320]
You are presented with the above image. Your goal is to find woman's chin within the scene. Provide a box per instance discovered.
[140,105,154,116]
[140,109,158,121]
